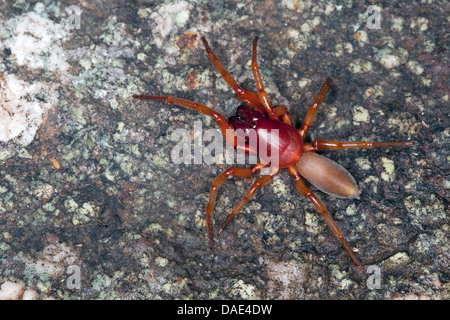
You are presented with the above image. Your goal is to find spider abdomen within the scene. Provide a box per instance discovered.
[296,152,361,199]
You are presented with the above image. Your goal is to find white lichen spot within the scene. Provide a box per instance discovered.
[406,60,424,75]
[139,255,150,267]
[231,279,257,299]
[282,0,311,12]
[300,22,312,33]
[3,11,70,72]
[387,114,416,135]
[305,211,321,234]
[166,197,176,208]
[329,264,346,280]
[137,8,152,19]
[32,183,56,201]
[145,223,163,233]
[391,17,404,32]
[79,58,92,70]
[0,281,24,300]
[334,43,343,57]
[298,78,312,88]
[0,186,7,195]
[64,198,79,213]
[21,289,39,300]
[424,39,436,53]
[0,74,59,146]
[325,3,335,15]
[151,1,192,39]
[326,106,337,119]
[355,30,368,46]
[348,59,373,73]
[345,203,357,216]
[339,278,355,290]
[43,202,56,213]
[300,16,321,33]
[421,77,431,87]
[329,264,357,289]
[12,237,79,296]
[410,17,429,31]
[381,157,395,182]
[261,257,307,299]
[0,11,70,148]
[92,273,111,294]
[336,118,351,130]
[194,209,207,229]
[356,157,371,170]
[352,105,370,124]
[287,28,300,39]
[271,175,288,197]
[344,42,354,54]
[255,211,285,235]
[104,167,117,182]
[150,150,170,168]
[361,175,380,194]
[382,252,410,267]
[378,54,401,69]
[155,256,169,267]
[413,231,446,258]
[137,52,147,62]
[364,85,384,100]
[72,201,99,225]
[404,194,446,223]
[0,281,38,300]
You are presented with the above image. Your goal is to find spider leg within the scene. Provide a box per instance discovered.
[133,95,256,154]
[298,78,331,138]
[218,167,280,235]
[287,165,365,273]
[251,36,278,119]
[206,162,266,251]
[309,140,415,152]
[201,37,266,114]
[274,105,295,126]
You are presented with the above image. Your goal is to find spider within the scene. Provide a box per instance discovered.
[134,36,414,273]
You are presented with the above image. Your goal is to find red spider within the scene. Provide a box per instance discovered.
[134,36,414,273]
